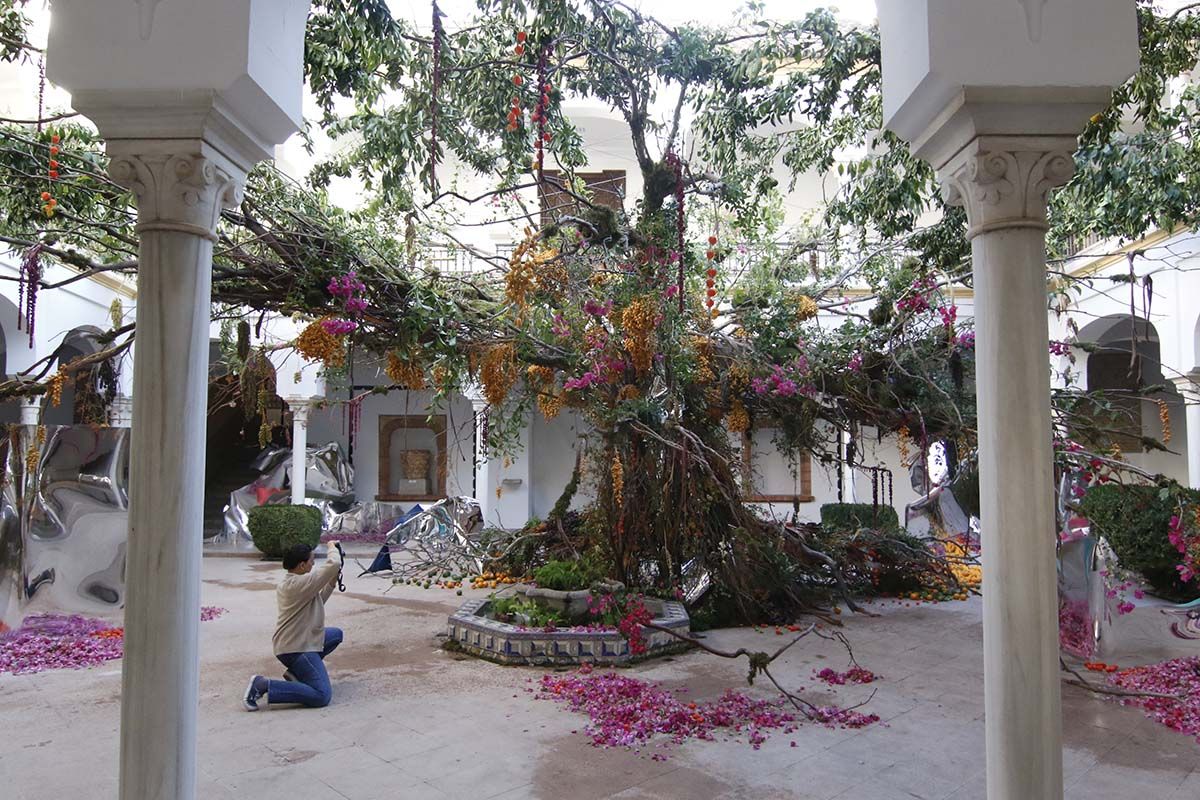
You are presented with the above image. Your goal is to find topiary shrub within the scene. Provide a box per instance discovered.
[1078,483,1200,600]
[249,504,322,558]
[820,503,900,533]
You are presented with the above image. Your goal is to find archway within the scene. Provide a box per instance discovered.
[1076,314,1186,480]
[43,325,108,426]
[203,341,287,538]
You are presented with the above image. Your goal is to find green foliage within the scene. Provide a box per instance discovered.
[489,596,562,627]
[531,559,590,591]
[1078,483,1199,599]
[820,503,900,533]
[248,504,323,558]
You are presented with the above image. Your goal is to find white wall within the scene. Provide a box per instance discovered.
[305,376,476,508]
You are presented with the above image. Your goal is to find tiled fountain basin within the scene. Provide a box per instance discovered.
[446,597,691,665]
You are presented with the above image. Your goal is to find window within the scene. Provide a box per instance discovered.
[740,428,813,503]
[377,415,448,501]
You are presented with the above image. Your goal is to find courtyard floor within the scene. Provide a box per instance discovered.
[1,555,1197,800]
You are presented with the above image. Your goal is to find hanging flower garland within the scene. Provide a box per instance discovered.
[665,151,685,312]
[533,44,551,180]
[704,233,718,313]
[18,244,42,348]
[506,30,527,133]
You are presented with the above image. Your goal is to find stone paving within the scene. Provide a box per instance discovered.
[1,556,1197,799]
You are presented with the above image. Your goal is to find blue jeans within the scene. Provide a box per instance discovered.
[267,627,343,708]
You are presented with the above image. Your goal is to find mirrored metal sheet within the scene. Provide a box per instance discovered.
[1058,529,1200,665]
[0,425,129,630]
[220,443,355,542]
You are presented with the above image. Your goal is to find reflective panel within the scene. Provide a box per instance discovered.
[0,425,129,630]
[220,443,355,542]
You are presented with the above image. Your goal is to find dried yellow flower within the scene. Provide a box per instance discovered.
[295,319,346,368]
[386,350,426,389]
[792,293,819,321]
[611,455,624,510]
[621,296,658,373]
[726,399,750,433]
[480,344,518,406]
[46,370,66,407]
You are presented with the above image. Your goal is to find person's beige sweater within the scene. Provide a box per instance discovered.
[272,548,342,656]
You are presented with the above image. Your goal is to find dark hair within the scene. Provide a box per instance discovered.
[282,543,315,570]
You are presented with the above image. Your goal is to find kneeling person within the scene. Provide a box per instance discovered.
[244,541,344,710]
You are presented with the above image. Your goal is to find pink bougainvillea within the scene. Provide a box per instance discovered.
[814,666,877,686]
[1058,599,1096,659]
[1108,657,1200,742]
[1,608,228,676]
[534,668,879,758]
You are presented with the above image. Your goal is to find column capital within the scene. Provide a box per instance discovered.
[1170,373,1200,399]
[940,137,1076,240]
[285,397,312,426]
[107,142,244,242]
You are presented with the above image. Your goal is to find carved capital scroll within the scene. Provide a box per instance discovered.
[941,143,1075,240]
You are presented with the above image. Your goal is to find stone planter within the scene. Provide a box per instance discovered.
[446,596,691,666]
[515,580,624,621]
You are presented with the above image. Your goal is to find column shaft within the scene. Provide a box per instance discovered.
[1185,398,1200,490]
[973,225,1063,799]
[120,229,212,800]
[291,402,310,505]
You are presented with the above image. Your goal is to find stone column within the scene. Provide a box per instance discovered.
[841,427,857,503]
[288,397,311,505]
[943,142,1075,799]
[108,145,244,800]
[19,397,40,427]
[109,394,134,428]
[470,397,495,524]
[1172,374,1200,489]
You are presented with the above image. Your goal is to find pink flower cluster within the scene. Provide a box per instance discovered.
[0,614,123,676]
[583,299,612,317]
[1,609,228,676]
[1058,599,1096,659]
[847,353,864,373]
[536,670,801,753]
[1168,513,1200,584]
[1108,656,1200,742]
[937,304,957,329]
[955,330,975,349]
[896,277,936,313]
[565,354,627,392]
[1103,576,1143,616]
[535,667,882,757]
[321,318,358,335]
[328,271,366,302]
[752,365,803,398]
[616,596,652,656]
[322,270,368,336]
[814,666,877,686]
[1048,340,1072,356]
[551,313,571,338]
